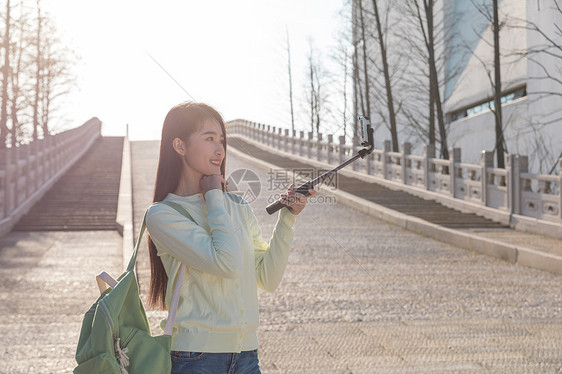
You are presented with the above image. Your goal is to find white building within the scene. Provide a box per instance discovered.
[353,0,562,173]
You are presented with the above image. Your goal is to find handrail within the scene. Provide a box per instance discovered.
[226,119,562,237]
[0,118,102,236]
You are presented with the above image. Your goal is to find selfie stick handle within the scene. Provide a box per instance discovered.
[266,116,374,215]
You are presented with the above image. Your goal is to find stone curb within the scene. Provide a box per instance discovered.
[227,141,562,277]
[115,136,134,271]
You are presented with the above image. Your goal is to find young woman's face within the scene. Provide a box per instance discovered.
[183,119,225,178]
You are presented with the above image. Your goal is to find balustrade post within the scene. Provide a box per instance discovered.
[481,150,494,206]
[423,144,435,190]
[307,132,313,159]
[292,130,296,155]
[559,157,562,221]
[32,140,39,194]
[299,131,304,156]
[1,149,9,218]
[284,129,289,152]
[327,134,333,164]
[14,145,20,208]
[38,139,44,186]
[352,138,359,171]
[47,137,53,181]
[267,125,271,147]
[382,140,391,179]
[278,128,283,150]
[54,135,60,175]
[339,136,345,164]
[449,148,460,196]
[317,133,323,161]
[24,142,31,200]
[505,153,519,214]
[27,141,33,194]
[402,142,411,185]
[46,136,53,180]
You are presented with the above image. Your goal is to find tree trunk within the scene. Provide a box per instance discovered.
[32,0,42,140]
[309,52,315,135]
[372,0,399,151]
[492,0,505,168]
[286,28,295,134]
[1,0,11,149]
[428,69,435,146]
[352,41,361,147]
[342,50,349,143]
[425,0,448,159]
[10,1,25,147]
[426,0,435,147]
[358,0,371,120]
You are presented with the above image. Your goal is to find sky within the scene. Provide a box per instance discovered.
[45,0,348,140]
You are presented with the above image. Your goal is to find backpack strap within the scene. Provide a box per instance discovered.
[125,201,195,271]
[126,200,197,336]
[158,201,195,336]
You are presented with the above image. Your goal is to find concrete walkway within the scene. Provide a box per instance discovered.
[0,231,122,373]
[227,136,562,276]
[130,140,562,373]
[0,137,559,373]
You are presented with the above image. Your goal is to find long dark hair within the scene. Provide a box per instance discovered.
[148,102,228,309]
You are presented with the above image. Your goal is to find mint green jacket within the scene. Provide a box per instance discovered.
[146,189,296,353]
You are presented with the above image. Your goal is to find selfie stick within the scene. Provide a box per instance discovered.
[266,116,374,215]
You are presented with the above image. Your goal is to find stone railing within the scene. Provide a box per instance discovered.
[227,119,562,235]
[0,118,102,236]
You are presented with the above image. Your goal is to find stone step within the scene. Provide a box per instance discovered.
[228,137,508,230]
[13,137,124,231]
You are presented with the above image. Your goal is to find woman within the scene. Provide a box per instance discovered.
[145,102,315,373]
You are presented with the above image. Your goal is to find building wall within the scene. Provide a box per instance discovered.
[353,0,562,172]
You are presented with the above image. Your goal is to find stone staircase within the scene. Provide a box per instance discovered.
[228,137,507,229]
[13,137,124,231]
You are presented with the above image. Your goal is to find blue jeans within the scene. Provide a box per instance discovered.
[171,349,261,374]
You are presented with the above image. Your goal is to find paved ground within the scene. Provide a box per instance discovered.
[130,141,562,373]
[0,138,559,373]
[0,231,122,373]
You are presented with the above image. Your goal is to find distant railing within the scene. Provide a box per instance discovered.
[227,119,562,231]
[0,118,102,236]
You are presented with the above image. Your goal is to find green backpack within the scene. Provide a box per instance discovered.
[74,201,193,374]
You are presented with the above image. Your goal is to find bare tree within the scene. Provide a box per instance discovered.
[491,0,506,168]
[357,0,371,120]
[9,0,30,147]
[286,27,295,134]
[31,0,42,140]
[507,1,562,98]
[327,3,355,144]
[370,0,399,151]
[470,0,507,168]
[0,0,75,146]
[1,0,11,148]
[39,19,74,135]
[305,40,328,136]
[401,0,450,159]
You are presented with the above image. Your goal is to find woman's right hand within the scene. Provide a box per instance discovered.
[200,175,228,198]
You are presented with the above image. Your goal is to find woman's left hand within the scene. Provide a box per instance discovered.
[279,184,317,216]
